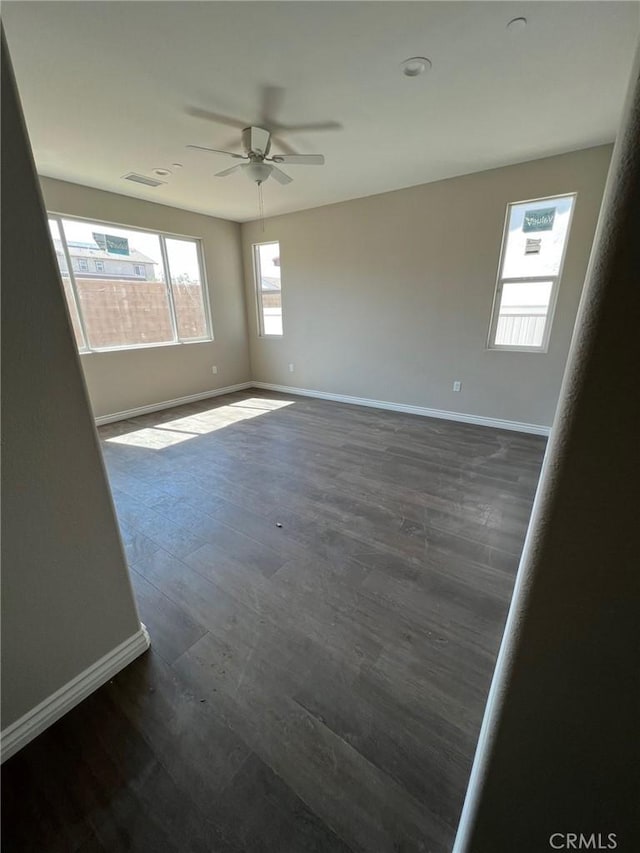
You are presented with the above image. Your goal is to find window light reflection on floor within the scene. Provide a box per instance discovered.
[105,397,295,449]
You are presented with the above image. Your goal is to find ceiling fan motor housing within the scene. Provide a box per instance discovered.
[242,126,271,157]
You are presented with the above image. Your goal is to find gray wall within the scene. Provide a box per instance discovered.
[241,145,612,429]
[1,38,142,728]
[454,49,640,853]
[40,177,251,419]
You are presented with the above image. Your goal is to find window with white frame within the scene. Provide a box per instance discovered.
[488,194,576,351]
[253,241,283,336]
[47,215,212,351]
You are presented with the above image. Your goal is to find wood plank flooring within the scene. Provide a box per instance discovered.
[1,391,546,852]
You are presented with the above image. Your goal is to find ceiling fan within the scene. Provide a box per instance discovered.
[187,126,325,185]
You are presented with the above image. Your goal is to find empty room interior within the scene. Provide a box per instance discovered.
[2,3,639,852]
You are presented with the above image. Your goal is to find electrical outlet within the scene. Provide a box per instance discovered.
[288,363,295,373]
[211,366,218,375]
[453,380,462,392]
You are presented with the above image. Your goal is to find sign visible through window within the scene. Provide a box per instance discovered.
[93,231,130,255]
[523,207,556,232]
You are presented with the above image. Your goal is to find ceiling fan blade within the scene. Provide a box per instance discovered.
[269,166,293,185]
[187,144,245,159]
[219,134,242,153]
[270,154,325,166]
[186,106,247,130]
[269,136,299,156]
[260,85,285,126]
[271,120,342,133]
[215,164,244,178]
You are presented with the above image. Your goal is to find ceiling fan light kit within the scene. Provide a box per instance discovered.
[244,161,273,184]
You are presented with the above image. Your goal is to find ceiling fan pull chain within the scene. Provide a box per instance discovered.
[258,181,265,232]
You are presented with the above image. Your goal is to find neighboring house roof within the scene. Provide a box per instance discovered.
[261,276,281,292]
[53,239,156,265]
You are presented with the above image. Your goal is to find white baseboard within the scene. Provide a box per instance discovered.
[93,378,549,436]
[0,624,150,764]
[251,382,550,436]
[94,382,253,425]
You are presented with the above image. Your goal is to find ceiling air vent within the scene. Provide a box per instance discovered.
[122,172,166,187]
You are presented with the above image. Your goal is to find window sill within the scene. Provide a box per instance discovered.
[80,338,213,355]
[486,345,549,354]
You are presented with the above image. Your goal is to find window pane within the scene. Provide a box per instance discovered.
[502,195,575,279]
[60,219,173,349]
[48,219,86,350]
[256,242,282,336]
[495,280,553,347]
[165,238,208,340]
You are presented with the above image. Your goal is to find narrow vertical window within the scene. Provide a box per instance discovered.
[254,241,283,336]
[488,194,576,351]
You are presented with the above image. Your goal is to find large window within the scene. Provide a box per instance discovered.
[253,241,283,336]
[47,215,212,352]
[488,194,576,351]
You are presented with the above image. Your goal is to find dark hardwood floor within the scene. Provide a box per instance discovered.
[1,391,546,852]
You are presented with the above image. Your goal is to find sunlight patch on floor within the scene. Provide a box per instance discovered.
[105,397,295,449]
[106,427,195,449]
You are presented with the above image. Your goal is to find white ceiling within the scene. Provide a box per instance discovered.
[4,1,639,223]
